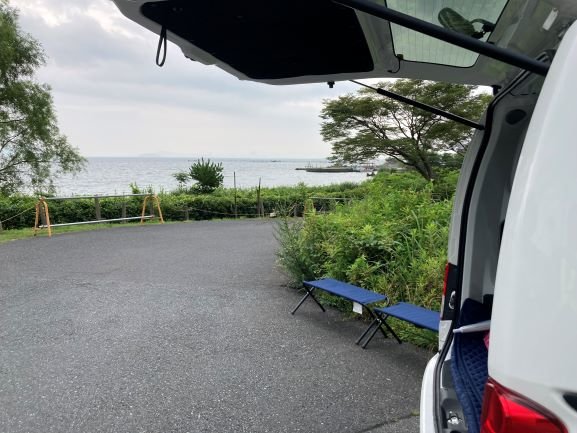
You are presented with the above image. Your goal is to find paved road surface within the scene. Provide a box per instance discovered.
[0,220,432,433]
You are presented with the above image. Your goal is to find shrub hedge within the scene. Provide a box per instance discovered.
[0,182,366,230]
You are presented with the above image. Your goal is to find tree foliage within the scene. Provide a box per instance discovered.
[0,1,85,194]
[173,158,224,194]
[320,79,492,180]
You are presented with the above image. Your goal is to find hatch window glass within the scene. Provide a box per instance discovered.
[387,0,509,67]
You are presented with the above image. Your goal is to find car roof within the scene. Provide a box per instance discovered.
[112,0,576,87]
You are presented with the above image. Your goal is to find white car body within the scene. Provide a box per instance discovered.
[490,20,577,416]
[422,18,577,433]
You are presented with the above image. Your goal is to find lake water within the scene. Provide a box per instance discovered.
[53,157,369,196]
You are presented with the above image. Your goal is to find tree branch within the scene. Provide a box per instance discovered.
[0,117,26,124]
[349,115,390,141]
[0,154,24,174]
[0,130,26,153]
[390,111,411,140]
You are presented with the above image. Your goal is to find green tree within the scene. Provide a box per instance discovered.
[320,79,492,180]
[173,171,189,191]
[0,1,85,195]
[173,158,224,194]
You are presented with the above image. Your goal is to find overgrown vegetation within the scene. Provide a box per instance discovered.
[276,171,458,347]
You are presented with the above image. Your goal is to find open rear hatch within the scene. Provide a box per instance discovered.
[110,0,575,87]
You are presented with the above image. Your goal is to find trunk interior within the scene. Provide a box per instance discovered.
[435,69,545,433]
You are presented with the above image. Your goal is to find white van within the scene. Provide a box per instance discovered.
[420,13,577,433]
[112,1,577,432]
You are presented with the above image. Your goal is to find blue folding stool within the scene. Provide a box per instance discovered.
[359,302,439,348]
[291,278,398,344]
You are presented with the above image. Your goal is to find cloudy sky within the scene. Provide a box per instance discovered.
[11,0,365,159]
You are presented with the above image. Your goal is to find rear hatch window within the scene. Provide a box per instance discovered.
[388,0,508,67]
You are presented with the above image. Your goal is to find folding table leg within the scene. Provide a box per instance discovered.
[359,309,387,348]
[361,311,402,348]
[290,286,326,315]
[381,317,402,345]
[356,317,379,345]
[361,319,383,349]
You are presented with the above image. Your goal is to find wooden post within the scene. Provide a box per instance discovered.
[233,171,238,219]
[154,195,164,223]
[94,196,101,220]
[260,179,265,217]
[0,220,3,232]
[184,209,190,221]
[121,201,127,223]
[140,195,149,224]
[148,199,155,217]
[34,202,40,236]
[256,178,262,218]
[39,198,52,237]
[39,203,47,226]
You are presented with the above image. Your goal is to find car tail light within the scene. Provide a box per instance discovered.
[440,262,456,320]
[481,378,568,433]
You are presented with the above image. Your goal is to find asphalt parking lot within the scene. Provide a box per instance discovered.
[0,220,431,433]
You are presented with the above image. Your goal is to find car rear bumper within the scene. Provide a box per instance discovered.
[420,353,439,433]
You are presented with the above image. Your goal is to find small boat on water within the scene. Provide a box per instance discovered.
[304,166,359,173]
[295,163,359,172]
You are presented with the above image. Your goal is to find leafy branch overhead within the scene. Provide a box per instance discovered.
[0,1,85,194]
[320,79,492,180]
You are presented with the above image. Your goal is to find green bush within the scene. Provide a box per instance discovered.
[0,195,37,229]
[0,181,367,230]
[173,158,224,194]
[276,171,456,313]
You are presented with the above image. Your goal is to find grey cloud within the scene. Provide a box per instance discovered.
[19,14,146,67]
[10,0,360,158]
[16,0,360,112]
[19,6,356,100]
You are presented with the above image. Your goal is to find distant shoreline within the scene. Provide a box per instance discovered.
[83,156,332,162]
[53,157,368,196]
